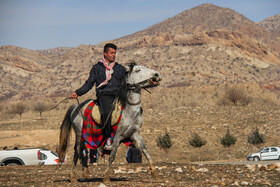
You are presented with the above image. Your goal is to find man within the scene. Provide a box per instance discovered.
[126,143,142,163]
[81,147,88,166]
[89,148,100,164]
[70,43,126,150]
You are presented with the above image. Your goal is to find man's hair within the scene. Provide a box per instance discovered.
[104,43,117,53]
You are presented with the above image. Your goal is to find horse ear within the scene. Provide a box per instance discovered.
[123,61,136,73]
[123,64,130,72]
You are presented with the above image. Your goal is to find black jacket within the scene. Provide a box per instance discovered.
[75,61,126,97]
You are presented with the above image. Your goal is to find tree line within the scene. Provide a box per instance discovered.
[2,102,52,119]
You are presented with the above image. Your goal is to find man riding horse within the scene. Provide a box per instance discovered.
[70,43,126,150]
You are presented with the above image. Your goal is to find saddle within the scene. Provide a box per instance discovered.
[82,100,122,126]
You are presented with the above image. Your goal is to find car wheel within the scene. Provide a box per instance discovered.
[253,156,260,161]
[7,162,19,166]
[278,156,280,160]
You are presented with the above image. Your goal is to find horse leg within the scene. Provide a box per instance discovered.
[103,135,122,183]
[80,141,90,178]
[132,133,158,179]
[70,143,79,182]
[70,134,88,181]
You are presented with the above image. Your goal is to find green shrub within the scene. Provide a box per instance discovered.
[156,132,173,158]
[247,127,265,145]
[220,129,237,147]
[188,133,207,148]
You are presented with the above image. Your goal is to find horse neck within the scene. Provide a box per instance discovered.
[126,90,141,108]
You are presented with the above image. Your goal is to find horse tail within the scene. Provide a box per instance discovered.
[58,104,76,163]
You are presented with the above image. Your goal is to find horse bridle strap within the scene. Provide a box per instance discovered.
[126,79,154,105]
[126,98,141,105]
[128,78,149,90]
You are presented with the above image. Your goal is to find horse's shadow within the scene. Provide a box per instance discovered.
[55,177,128,183]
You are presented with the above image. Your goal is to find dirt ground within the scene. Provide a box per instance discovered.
[1,162,280,186]
[1,95,280,186]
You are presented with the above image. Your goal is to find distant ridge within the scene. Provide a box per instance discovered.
[258,14,280,32]
[0,3,280,102]
[121,4,269,41]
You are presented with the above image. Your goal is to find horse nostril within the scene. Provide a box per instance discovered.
[154,73,159,78]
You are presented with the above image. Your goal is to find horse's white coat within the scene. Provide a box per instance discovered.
[59,64,161,182]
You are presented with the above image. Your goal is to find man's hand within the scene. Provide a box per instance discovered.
[70,92,78,99]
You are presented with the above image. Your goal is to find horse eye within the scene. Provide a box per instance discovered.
[135,69,140,73]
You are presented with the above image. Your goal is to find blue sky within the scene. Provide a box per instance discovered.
[0,0,279,50]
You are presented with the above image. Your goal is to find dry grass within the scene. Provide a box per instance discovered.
[1,84,280,164]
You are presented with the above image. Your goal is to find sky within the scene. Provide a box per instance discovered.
[0,0,279,50]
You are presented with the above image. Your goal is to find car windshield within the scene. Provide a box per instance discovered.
[51,151,59,157]
[258,148,264,152]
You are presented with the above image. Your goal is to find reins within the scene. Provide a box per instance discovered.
[126,80,152,105]
[50,97,71,110]
[50,97,82,116]
[50,78,153,130]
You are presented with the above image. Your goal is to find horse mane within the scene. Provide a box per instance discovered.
[116,61,136,108]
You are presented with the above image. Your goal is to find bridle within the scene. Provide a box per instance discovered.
[126,78,158,105]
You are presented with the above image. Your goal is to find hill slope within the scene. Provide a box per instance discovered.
[0,3,280,101]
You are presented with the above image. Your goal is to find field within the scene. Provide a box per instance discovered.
[1,86,280,186]
[1,162,280,186]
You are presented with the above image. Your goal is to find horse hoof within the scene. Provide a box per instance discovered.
[82,173,90,179]
[82,168,91,178]
[69,177,78,183]
[103,177,111,183]
[152,171,158,180]
[69,173,78,182]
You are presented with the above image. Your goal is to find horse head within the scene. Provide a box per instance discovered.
[125,62,162,89]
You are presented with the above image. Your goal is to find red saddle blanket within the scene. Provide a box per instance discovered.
[81,100,131,150]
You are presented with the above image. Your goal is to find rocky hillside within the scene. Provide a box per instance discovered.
[258,14,280,48]
[258,14,280,32]
[36,47,74,62]
[123,4,268,40]
[0,3,280,102]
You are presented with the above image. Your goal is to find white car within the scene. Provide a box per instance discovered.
[247,147,280,161]
[38,150,61,165]
[0,149,63,166]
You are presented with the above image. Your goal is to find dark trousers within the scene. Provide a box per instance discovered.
[89,149,98,163]
[98,94,116,138]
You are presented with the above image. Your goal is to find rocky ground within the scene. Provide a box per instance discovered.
[1,85,280,186]
[1,162,280,186]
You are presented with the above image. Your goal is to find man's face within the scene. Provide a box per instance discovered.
[104,48,116,63]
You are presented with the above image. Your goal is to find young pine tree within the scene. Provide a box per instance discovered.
[188,133,207,148]
[220,129,237,148]
[156,132,173,159]
[247,127,265,146]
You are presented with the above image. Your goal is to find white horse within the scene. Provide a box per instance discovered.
[58,62,161,183]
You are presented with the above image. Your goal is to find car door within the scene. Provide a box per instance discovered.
[260,148,270,160]
[269,147,278,160]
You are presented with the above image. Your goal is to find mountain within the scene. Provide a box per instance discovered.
[126,4,268,40]
[0,3,280,102]
[258,14,280,32]
[36,47,73,62]
[258,14,280,48]
[0,45,53,101]
[115,4,279,62]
